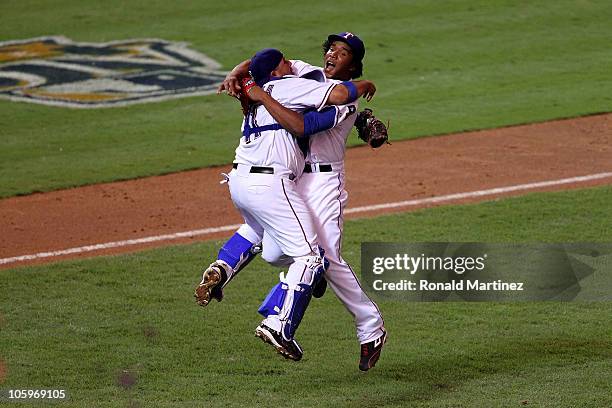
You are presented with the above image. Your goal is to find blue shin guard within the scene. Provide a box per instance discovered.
[258,254,326,340]
[280,282,315,340]
[217,233,259,283]
[258,278,313,340]
[258,282,286,317]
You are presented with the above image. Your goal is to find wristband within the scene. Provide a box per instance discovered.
[342,81,358,103]
[241,77,257,94]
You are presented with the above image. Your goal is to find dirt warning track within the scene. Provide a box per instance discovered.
[1,113,610,268]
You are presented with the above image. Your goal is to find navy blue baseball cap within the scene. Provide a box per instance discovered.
[248,48,284,87]
[327,32,365,62]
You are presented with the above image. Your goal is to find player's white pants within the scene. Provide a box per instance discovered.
[228,165,322,338]
[263,168,385,344]
[228,166,318,258]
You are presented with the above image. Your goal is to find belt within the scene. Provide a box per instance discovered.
[232,163,274,174]
[303,163,332,173]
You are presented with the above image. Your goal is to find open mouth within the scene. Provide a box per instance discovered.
[325,60,336,70]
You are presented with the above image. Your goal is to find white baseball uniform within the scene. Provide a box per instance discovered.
[260,60,385,344]
[231,75,349,256]
[229,74,357,339]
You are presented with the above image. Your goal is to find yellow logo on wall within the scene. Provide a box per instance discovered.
[0,36,226,108]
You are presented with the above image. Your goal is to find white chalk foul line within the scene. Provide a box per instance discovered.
[344,171,612,214]
[1,172,611,266]
[0,224,241,265]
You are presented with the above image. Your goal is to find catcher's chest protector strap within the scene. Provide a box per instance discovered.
[242,123,284,137]
[242,110,284,137]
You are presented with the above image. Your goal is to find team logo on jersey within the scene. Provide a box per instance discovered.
[0,36,226,108]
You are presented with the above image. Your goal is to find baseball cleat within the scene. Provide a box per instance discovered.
[194,261,228,307]
[359,330,387,371]
[255,323,303,361]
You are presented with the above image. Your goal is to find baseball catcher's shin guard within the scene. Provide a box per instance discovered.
[279,281,315,341]
[217,231,261,285]
[258,281,287,318]
[258,252,326,340]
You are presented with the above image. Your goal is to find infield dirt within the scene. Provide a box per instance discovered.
[1,113,610,268]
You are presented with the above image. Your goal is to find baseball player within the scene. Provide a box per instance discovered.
[205,47,376,361]
[262,33,387,371]
[196,33,387,371]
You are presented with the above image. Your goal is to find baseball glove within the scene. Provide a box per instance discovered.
[354,108,389,148]
[238,76,257,116]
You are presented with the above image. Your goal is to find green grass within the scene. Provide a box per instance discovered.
[1,0,612,197]
[1,186,611,407]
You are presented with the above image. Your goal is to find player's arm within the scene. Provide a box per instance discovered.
[217,59,251,97]
[245,80,374,137]
[326,80,376,105]
[247,79,374,110]
[246,86,340,138]
[218,58,313,96]
[245,86,306,137]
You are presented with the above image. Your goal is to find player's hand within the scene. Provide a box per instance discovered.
[242,80,264,102]
[361,80,376,102]
[236,77,263,116]
[217,59,251,97]
[217,74,242,97]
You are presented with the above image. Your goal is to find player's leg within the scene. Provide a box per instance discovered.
[219,224,263,279]
[300,171,386,369]
[325,254,387,371]
[261,231,292,266]
[255,250,325,360]
[258,250,325,337]
[195,166,269,306]
[326,253,385,344]
[194,224,262,307]
[261,231,328,298]
[244,175,326,359]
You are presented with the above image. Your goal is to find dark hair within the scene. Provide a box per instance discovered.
[322,39,363,79]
